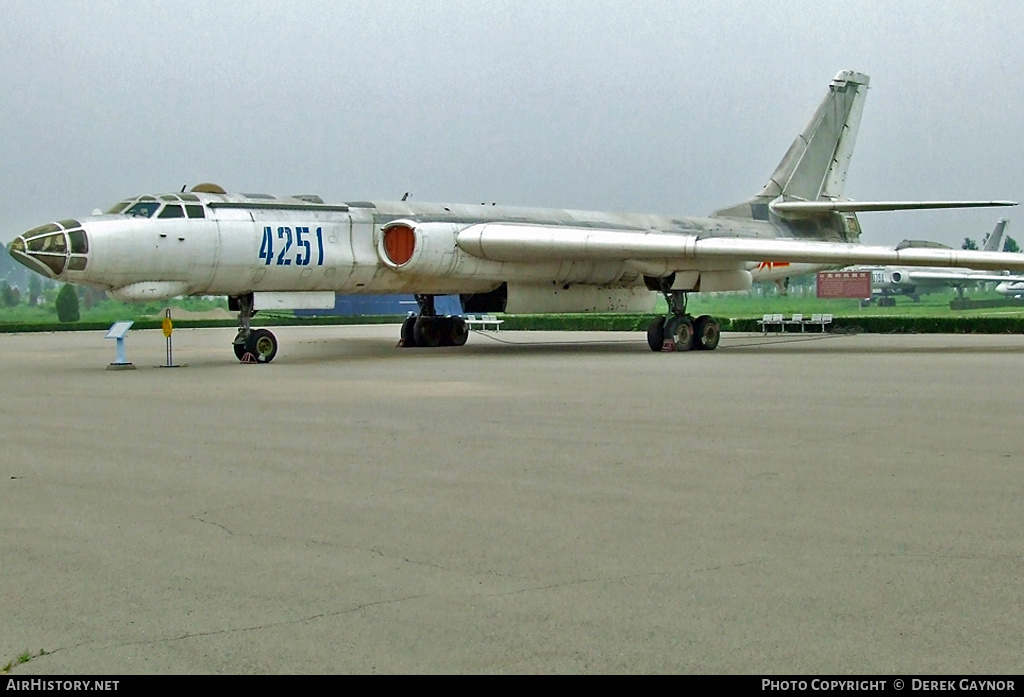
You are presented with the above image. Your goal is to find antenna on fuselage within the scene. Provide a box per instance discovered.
[181,184,187,193]
[401,192,411,201]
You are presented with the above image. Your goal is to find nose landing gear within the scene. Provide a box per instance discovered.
[231,294,279,363]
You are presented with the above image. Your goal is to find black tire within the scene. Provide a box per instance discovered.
[693,315,721,351]
[232,341,250,362]
[450,317,469,347]
[245,328,278,363]
[401,315,419,347]
[663,316,694,351]
[414,316,443,348]
[646,316,667,351]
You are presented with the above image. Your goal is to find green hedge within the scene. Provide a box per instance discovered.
[501,314,1024,334]
[727,315,1024,334]
[0,314,408,334]
[4,312,1024,335]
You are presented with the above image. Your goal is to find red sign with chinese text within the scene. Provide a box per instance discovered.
[816,271,871,298]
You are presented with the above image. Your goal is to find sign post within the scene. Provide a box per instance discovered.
[816,271,872,299]
[104,321,135,370]
[159,309,180,368]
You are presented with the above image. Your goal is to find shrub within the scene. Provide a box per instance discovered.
[55,284,80,323]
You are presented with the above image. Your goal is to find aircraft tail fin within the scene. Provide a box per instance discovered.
[712,72,1016,229]
[983,218,1008,252]
[760,70,870,203]
[713,70,869,220]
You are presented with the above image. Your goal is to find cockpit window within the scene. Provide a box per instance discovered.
[23,223,61,237]
[158,204,185,219]
[125,202,160,218]
[68,229,89,254]
[185,205,205,218]
[106,201,131,214]
[27,233,67,254]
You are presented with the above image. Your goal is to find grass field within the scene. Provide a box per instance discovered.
[0,295,230,326]
[682,288,1024,319]
[3,287,1024,333]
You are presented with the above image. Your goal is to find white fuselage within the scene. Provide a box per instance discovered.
[11,191,826,314]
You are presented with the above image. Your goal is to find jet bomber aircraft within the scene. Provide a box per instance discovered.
[8,70,1021,363]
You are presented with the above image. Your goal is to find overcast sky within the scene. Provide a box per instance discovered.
[2,0,1023,248]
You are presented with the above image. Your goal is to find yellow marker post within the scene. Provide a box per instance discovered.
[159,309,180,368]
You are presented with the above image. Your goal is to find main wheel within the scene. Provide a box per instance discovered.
[663,316,694,351]
[414,316,444,347]
[245,328,278,363]
[449,317,469,346]
[693,315,721,351]
[401,315,419,347]
[646,316,667,351]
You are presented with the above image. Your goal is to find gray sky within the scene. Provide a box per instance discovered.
[3,0,1023,248]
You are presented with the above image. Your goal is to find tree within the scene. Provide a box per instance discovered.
[56,284,80,323]
[1,281,18,307]
[962,238,978,250]
[1003,236,1020,253]
[28,275,42,306]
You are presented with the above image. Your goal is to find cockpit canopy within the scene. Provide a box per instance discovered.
[104,185,331,219]
[106,193,206,219]
[9,219,89,277]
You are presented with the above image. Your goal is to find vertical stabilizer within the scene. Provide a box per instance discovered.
[714,70,870,221]
[983,219,1008,252]
[762,70,869,202]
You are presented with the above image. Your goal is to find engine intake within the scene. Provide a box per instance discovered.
[378,219,462,277]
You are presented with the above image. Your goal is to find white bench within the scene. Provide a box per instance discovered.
[464,314,504,331]
[784,313,805,332]
[757,313,785,333]
[805,314,833,331]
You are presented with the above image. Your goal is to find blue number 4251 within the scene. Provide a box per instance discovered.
[260,226,324,266]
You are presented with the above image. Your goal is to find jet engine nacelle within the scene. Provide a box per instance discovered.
[887,269,912,286]
[378,219,462,278]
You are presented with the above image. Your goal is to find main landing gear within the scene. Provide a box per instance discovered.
[646,287,721,352]
[231,293,279,364]
[399,294,469,348]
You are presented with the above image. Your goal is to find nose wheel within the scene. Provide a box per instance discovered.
[231,293,279,363]
[233,328,279,363]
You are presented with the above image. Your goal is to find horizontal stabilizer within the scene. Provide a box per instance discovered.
[770,200,1017,219]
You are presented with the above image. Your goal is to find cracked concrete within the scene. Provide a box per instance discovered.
[1,326,1022,674]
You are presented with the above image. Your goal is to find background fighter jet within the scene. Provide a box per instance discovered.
[7,70,1020,362]
[850,219,1023,305]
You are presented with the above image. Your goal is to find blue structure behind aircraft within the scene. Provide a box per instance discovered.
[295,294,463,317]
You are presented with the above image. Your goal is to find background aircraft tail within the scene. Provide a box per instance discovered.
[983,218,1008,252]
